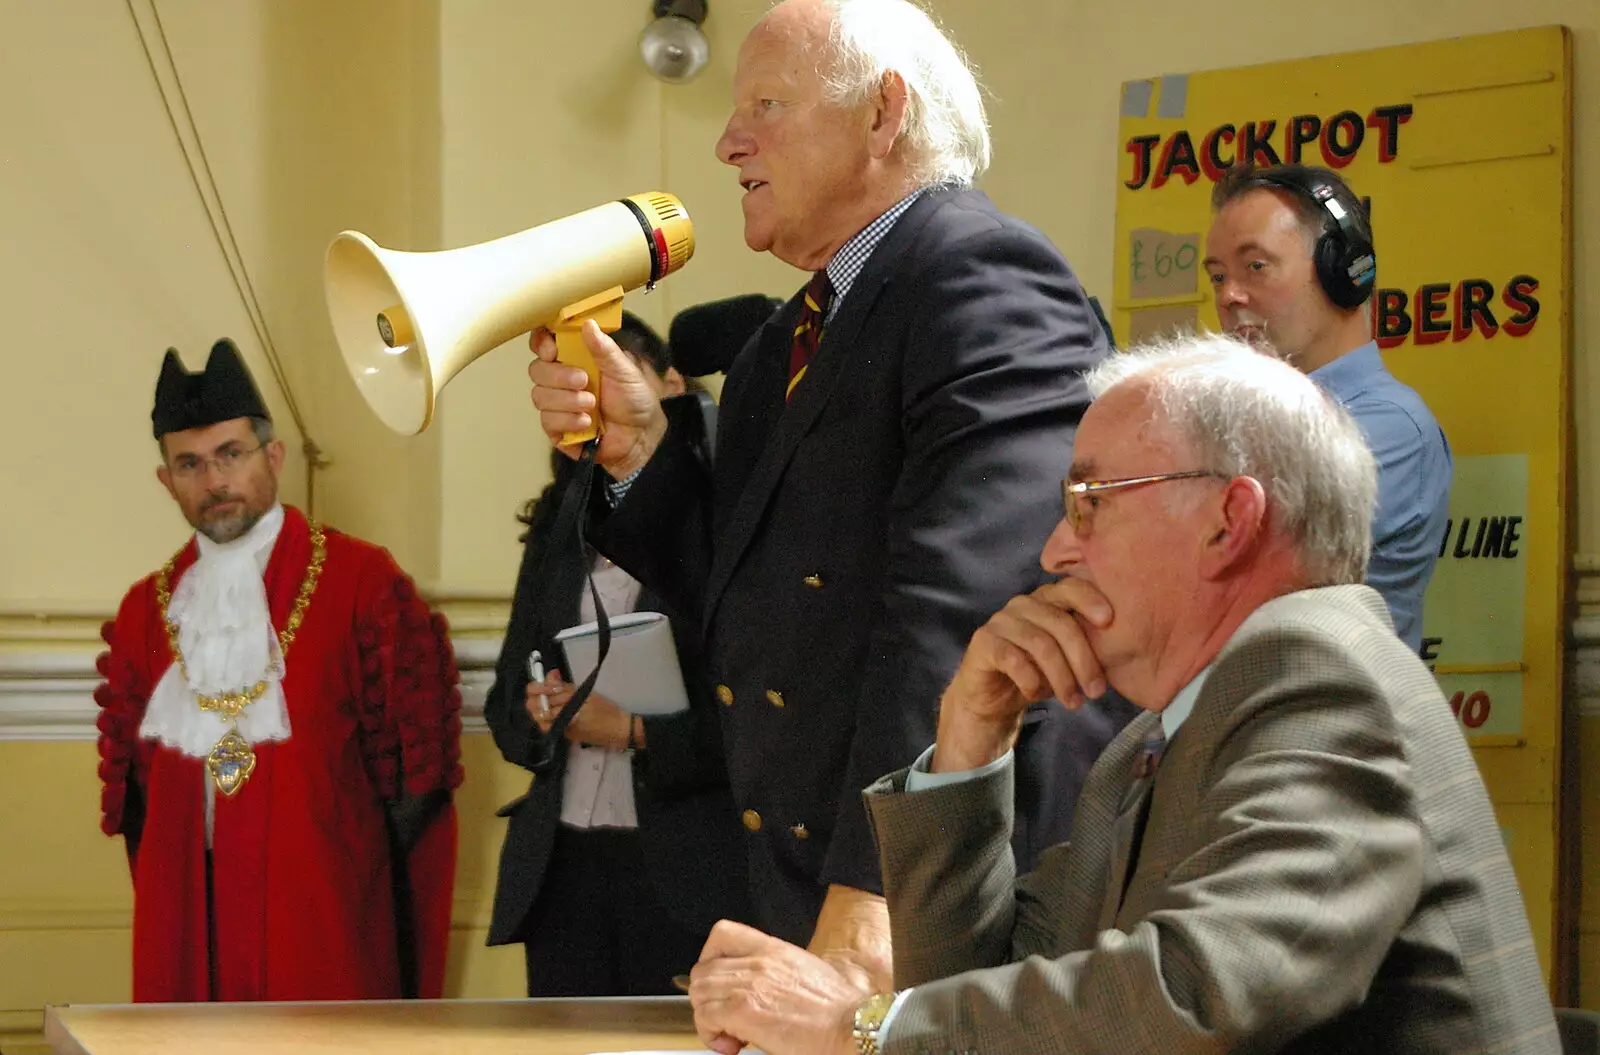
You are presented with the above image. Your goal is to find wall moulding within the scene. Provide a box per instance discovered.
[0,636,501,741]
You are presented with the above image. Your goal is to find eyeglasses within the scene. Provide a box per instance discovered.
[1062,470,1226,536]
[168,444,264,480]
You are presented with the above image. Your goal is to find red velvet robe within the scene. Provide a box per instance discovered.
[94,506,464,1002]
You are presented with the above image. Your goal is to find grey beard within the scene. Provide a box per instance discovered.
[199,507,263,544]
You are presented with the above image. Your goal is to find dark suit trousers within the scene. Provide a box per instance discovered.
[518,824,705,997]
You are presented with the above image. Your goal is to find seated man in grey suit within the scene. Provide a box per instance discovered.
[686,333,1558,1055]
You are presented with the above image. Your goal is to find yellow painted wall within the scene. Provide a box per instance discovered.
[0,0,442,610]
[426,0,804,593]
[0,0,307,611]
[11,0,1589,612]
[0,742,132,1052]
[1,0,1596,1048]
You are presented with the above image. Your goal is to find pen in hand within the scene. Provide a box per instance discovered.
[529,651,551,721]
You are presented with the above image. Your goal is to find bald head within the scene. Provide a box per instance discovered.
[757,0,832,42]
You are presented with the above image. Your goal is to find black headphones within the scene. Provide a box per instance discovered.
[1257,168,1377,310]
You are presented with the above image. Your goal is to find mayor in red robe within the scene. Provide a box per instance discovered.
[94,339,464,1002]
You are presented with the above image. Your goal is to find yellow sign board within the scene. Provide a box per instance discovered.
[1112,26,1573,985]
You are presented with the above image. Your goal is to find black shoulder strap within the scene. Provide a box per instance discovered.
[525,440,611,772]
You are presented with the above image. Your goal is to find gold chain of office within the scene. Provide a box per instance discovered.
[154,520,327,719]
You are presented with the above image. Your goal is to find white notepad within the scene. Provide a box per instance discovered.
[554,611,690,716]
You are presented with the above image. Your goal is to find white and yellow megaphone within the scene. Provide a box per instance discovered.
[324,192,694,440]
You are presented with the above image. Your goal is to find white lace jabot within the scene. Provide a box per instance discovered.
[139,504,294,757]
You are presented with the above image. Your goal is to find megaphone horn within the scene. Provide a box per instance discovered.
[324,192,694,438]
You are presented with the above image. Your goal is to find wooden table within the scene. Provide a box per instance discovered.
[44,997,710,1054]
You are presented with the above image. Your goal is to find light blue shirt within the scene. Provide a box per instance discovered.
[883,669,1212,1038]
[1309,341,1452,652]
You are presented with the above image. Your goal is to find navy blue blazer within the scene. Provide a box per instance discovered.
[593,187,1133,944]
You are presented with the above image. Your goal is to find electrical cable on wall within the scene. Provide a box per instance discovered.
[124,0,330,514]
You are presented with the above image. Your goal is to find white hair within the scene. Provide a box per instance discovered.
[1086,333,1378,585]
[813,0,991,187]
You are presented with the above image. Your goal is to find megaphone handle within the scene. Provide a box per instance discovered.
[554,328,604,446]
[553,286,626,448]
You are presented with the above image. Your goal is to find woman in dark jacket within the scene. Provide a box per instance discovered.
[482,314,749,996]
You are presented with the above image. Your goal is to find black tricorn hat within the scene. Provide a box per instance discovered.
[151,339,271,439]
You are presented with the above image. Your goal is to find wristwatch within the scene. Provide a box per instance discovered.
[852,991,898,1055]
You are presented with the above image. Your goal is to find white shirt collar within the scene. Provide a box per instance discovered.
[1160,665,1212,742]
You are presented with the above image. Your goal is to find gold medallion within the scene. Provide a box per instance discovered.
[206,728,257,796]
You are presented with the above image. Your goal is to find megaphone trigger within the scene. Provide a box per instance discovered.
[551,286,625,447]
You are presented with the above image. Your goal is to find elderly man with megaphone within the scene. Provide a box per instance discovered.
[525,0,1134,998]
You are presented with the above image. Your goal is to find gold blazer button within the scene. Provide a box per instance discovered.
[790,823,809,840]
[741,809,763,832]
[765,689,785,708]
[716,684,734,706]
[802,574,824,589]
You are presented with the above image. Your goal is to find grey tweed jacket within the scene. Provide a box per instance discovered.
[864,584,1558,1055]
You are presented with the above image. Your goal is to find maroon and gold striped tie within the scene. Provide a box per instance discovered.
[786,270,834,401]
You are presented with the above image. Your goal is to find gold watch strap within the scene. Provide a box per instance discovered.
[852,991,898,1055]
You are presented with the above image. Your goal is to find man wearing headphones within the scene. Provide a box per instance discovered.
[1204,164,1452,653]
